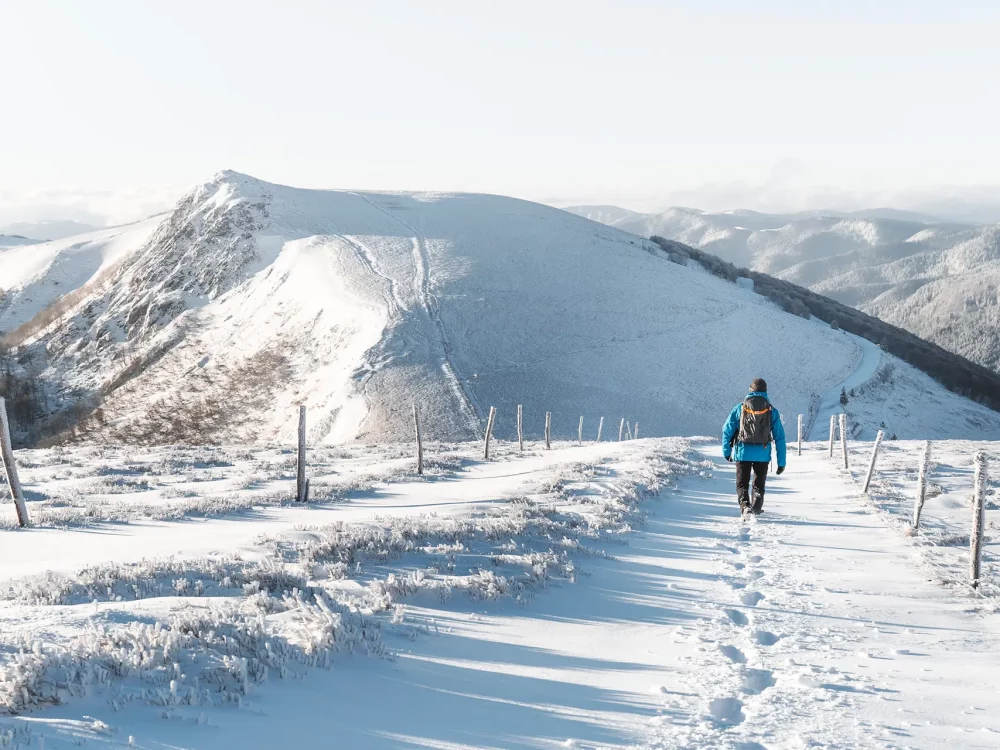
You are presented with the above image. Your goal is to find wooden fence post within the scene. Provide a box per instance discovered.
[545,412,552,450]
[413,404,424,475]
[517,404,524,452]
[912,441,931,531]
[839,414,848,469]
[828,415,836,458]
[596,416,604,443]
[484,406,497,460]
[296,405,308,502]
[578,416,584,446]
[0,397,29,528]
[862,430,884,494]
[970,452,988,588]
[625,421,633,440]
[618,418,625,442]
[634,422,640,439]
[797,414,803,456]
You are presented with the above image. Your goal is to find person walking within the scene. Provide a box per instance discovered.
[722,378,787,516]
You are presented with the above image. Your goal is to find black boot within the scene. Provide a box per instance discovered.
[751,490,764,514]
[738,489,751,515]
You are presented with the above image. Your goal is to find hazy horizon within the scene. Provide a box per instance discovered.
[4,1,1000,226]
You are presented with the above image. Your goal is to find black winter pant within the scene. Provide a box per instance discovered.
[735,461,769,510]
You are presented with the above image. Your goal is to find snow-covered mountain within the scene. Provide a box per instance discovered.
[0,218,164,330]
[3,172,1000,445]
[567,205,1000,373]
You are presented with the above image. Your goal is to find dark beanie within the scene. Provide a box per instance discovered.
[750,378,767,392]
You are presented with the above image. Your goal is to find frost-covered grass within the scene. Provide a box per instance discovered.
[0,438,702,722]
[841,438,1000,602]
[2,442,476,529]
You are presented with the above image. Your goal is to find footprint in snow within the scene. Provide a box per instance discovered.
[741,668,776,695]
[747,570,765,580]
[725,609,750,627]
[708,696,745,725]
[740,591,765,607]
[731,562,746,570]
[731,581,747,590]
[719,645,747,664]
[746,554,764,564]
[752,630,781,646]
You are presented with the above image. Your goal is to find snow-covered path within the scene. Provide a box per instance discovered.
[31,441,1000,749]
[807,331,883,441]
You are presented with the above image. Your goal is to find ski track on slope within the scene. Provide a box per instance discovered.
[352,192,483,436]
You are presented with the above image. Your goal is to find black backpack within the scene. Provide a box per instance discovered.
[737,395,772,446]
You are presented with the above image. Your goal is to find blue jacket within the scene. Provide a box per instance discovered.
[722,391,787,466]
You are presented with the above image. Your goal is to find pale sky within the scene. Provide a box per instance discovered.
[2,0,1000,224]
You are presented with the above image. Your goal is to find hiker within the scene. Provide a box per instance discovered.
[722,378,787,515]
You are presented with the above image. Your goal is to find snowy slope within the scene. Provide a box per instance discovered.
[6,172,999,446]
[0,217,164,332]
[2,437,999,749]
[570,205,1000,373]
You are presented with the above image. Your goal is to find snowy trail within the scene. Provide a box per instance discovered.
[31,441,1000,749]
[807,331,883,440]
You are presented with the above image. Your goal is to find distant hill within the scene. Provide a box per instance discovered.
[568,205,1000,373]
[0,234,40,248]
[0,219,102,241]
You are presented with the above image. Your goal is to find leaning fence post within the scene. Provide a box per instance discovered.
[413,404,424,475]
[578,416,584,446]
[516,404,524,452]
[618,418,625,442]
[862,430,884,493]
[912,441,931,531]
[797,414,803,456]
[0,397,29,527]
[545,412,552,450]
[839,414,849,470]
[484,406,497,460]
[634,422,640,439]
[828,415,836,458]
[596,416,604,443]
[625,421,633,440]
[296,405,308,502]
[970,452,988,588]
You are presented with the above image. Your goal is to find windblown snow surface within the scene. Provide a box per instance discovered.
[0,434,998,749]
[6,171,1000,446]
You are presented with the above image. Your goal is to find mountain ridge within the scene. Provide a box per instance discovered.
[568,204,1000,373]
[2,172,998,446]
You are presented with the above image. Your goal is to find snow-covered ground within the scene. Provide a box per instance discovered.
[843,437,1000,603]
[807,330,882,441]
[0,436,998,748]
